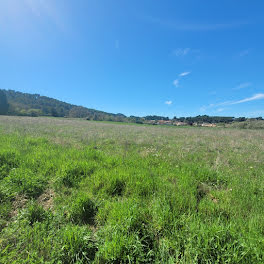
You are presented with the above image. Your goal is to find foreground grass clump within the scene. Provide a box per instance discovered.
[68,193,97,225]
[0,150,19,180]
[1,167,47,199]
[23,201,49,225]
[0,117,264,263]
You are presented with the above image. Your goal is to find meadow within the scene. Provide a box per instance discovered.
[0,116,264,263]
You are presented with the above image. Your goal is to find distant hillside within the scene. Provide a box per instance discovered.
[227,119,264,129]
[0,89,128,122]
[0,89,263,126]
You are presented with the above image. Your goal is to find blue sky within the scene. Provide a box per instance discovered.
[0,0,264,118]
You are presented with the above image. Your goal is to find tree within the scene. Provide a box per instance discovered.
[0,90,9,115]
[51,107,59,117]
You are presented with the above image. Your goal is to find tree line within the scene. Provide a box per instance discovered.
[0,89,262,124]
[172,115,255,124]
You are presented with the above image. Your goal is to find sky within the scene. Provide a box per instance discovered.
[0,0,264,118]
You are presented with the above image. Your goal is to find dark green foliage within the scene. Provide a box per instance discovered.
[1,89,131,121]
[2,89,72,117]
[174,115,236,124]
[0,90,9,115]
[145,115,170,121]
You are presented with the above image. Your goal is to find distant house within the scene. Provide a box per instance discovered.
[157,120,172,125]
[201,123,217,127]
[173,121,187,126]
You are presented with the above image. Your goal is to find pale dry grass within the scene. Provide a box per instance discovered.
[0,116,264,173]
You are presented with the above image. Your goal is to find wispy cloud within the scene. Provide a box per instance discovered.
[173,71,191,88]
[179,72,191,77]
[173,48,190,57]
[233,82,252,90]
[165,100,172,105]
[145,16,249,31]
[200,93,264,112]
[171,49,201,64]
[173,80,179,87]
[216,108,225,113]
[229,94,264,105]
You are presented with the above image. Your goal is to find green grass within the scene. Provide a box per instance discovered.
[0,116,264,263]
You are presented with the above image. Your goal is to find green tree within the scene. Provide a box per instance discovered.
[0,90,9,115]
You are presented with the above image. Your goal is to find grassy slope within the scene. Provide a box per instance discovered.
[0,116,264,263]
[227,120,264,129]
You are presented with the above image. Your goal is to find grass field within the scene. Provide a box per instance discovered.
[0,116,264,263]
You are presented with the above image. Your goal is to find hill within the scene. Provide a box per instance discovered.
[0,89,128,122]
[227,119,264,129]
[0,89,263,126]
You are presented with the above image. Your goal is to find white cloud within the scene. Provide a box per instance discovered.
[173,79,179,87]
[172,71,190,88]
[200,93,264,112]
[173,48,190,57]
[165,101,172,105]
[233,82,252,90]
[179,72,191,77]
[229,93,264,105]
